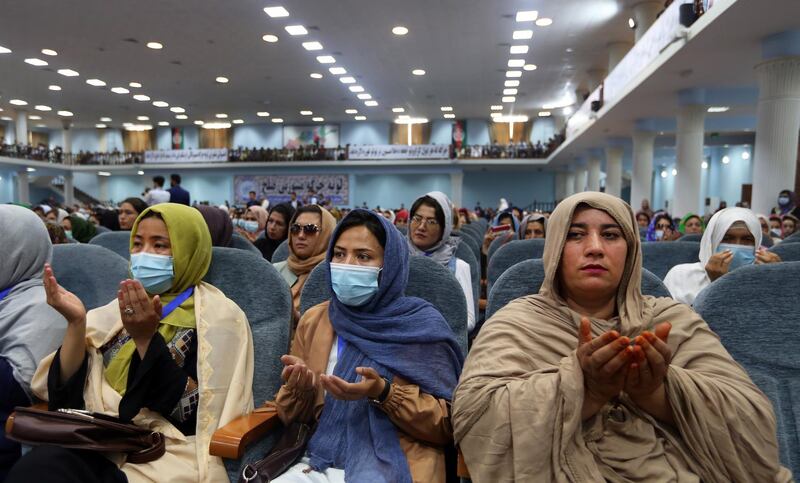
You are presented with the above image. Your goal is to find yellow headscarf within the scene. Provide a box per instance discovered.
[105,203,212,394]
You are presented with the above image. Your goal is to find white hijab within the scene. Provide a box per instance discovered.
[664,207,762,305]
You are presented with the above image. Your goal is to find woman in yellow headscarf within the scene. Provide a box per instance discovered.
[8,203,254,483]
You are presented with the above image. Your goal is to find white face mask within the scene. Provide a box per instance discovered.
[655,229,665,241]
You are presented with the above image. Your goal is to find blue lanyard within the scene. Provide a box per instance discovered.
[161,287,194,320]
[337,336,346,359]
[0,285,14,303]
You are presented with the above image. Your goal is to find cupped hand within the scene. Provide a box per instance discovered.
[624,323,672,402]
[43,263,86,325]
[118,279,162,343]
[280,355,317,392]
[320,366,386,401]
[705,250,733,281]
[577,317,632,405]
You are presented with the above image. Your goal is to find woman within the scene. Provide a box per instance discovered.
[757,214,776,247]
[481,210,519,256]
[645,211,678,241]
[236,205,269,243]
[0,206,67,480]
[252,203,295,261]
[394,209,409,230]
[635,211,651,229]
[678,213,704,235]
[773,189,800,218]
[118,198,148,231]
[457,208,471,226]
[664,207,782,305]
[452,192,790,482]
[782,214,798,238]
[44,222,69,245]
[195,205,233,247]
[273,209,463,483]
[407,192,476,332]
[8,203,254,483]
[273,205,336,323]
[519,213,546,239]
[769,214,784,239]
[61,214,96,243]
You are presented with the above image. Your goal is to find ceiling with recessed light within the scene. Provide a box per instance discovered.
[2,0,641,129]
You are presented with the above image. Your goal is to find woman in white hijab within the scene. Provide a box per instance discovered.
[664,207,782,305]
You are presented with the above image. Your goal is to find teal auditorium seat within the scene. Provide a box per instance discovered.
[641,241,700,279]
[271,239,290,263]
[487,232,518,262]
[455,240,480,320]
[487,239,546,296]
[230,233,262,256]
[693,262,800,476]
[51,244,129,310]
[769,242,800,262]
[89,230,132,259]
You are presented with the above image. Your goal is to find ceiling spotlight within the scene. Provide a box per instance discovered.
[523,64,537,71]
[508,59,526,68]
[707,106,730,113]
[628,17,636,29]
[158,121,170,126]
[133,94,150,101]
[505,80,520,87]
[329,67,346,75]
[444,113,456,119]
[34,105,52,111]
[538,111,551,117]
[57,68,79,77]
[490,105,503,111]
[394,117,428,124]
[364,100,378,107]
[271,118,284,123]
[312,117,324,122]
[215,76,229,83]
[349,85,365,92]
[506,70,522,78]
[170,106,185,113]
[503,88,518,95]
[300,110,313,116]
[26,167,36,172]
[86,78,106,87]
[513,30,534,40]
[152,101,169,108]
[355,115,366,121]
[285,25,308,35]
[48,85,62,91]
[194,120,204,125]
[310,73,323,79]
[215,113,228,118]
[302,41,323,51]
[9,99,27,106]
[516,10,538,22]
[57,110,73,117]
[412,69,426,76]
[346,109,359,114]
[232,119,244,124]
[0,45,12,54]
[137,116,150,121]
[392,107,405,113]
[257,111,270,117]
[742,151,750,160]
[100,117,112,122]
[535,18,553,27]
[129,82,142,88]
[111,87,130,94]
[316,55,336,64]
[357,93,372,100]
[339,76,356,84]
[510,45,529,54]
[146,41,163,49]
[502,96,516,103]
[24,58,48,66]
[263,6,290,17]
[392,26,408,36]
[671,168,678,176]
[202,122,231,129]
[440,106,453,112]
[28,115,42,120]
[660,170,668,179]
[175,114,188,120]
[95,123,107,129]
[563,106,574,115]
[722,155,731,164]
[262,34,279,43]
[41,49,58,56]
[701,161,709,169]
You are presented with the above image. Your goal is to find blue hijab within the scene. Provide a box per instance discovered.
[306,209,464,482]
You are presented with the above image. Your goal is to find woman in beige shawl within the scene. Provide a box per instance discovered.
[453,192,791,482]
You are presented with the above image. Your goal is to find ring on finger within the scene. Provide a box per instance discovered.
[124,306,135,316]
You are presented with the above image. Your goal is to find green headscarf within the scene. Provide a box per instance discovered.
[104,203,212,394]
[68,215,97,243]
[678,213,705,234]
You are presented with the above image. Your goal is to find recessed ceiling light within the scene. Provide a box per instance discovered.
[508,59,525,68]
[392,26,409,36]
[86,78,106,87]
[357,93,372,100]
[394,117,428,124]
[302,41,323,51]
[35,124,47,128]
[111,86,130,94]
[34,105,52,111]
[263,6,290,17]
[316,55,336,64]
[129,82,142,88]
[215,113,228,118]
[535,17,553,27]
[364,100,378,107]
[701,161,709,169]
[339,76,356,84]
[158,121,170,126]
[28,115,42,120]
[41,49,58,56]
[516,10,538,22]
[742,151,750,160]
[133,94,150,101]
[57,110,73,117]
[660,170,668,178]
[310,73,323,79]
[440,106,453,112]
[506,70,522,78]
[9,99,27,106]
[24,58,48,66]
[146,41,163,49]
[257,111,270,117]
[285,25,308,35]
[513,30,534,40]
[194,120,204,125]
[443,113,456,119]
[137,116,150,121]
[203,122,231,129]
[152,101,169,107]
[523,64,537,71]
[392,107,405,113]
[345,109,359,114]
[510,45,529,54]
[175,114,188,120]
[95,123,107,129]
[137,170,145,175]
[412,69,426,76]
[349,85,365,92]
[628,17,636,29]
[502,96,516,103]
[563,106,574,115]
[672,168,678,176]
[505,80,520,87]
[125,124,153,132]
[722,155,731,164]
[355,115,366,120]
[329,67,346,75]
[503,88,518,95]
[215,76,229,83]
[300,110,313,116]
[565,48,574,53]
[57,68,79,77]
[262,34,279,43]
[48,85,62,91]
[312,117,324,122]
[538,111,551,117]
[170,106,185,113]
[490,105,503,111]
[271,118,284,123]
[0,46,11,54]
[0,116,12,121]
[100,117,112,122]
[232,119,244,124]
[707,106,730,113]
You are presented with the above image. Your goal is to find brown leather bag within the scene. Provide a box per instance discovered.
[238,421,315,483]
[5,406,166,464]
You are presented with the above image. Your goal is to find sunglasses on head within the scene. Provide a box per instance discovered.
[290,223,320,235]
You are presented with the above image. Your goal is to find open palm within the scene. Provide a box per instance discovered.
[43,263,86,324]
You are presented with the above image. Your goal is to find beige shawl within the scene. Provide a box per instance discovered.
[286,206,336,314]
[31,282,254,483]
[452,192,790,482]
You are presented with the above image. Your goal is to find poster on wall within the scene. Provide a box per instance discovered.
[451,120,466,149]
[283,124,340,149]
[233,174,349,206]
[171,128,184,149]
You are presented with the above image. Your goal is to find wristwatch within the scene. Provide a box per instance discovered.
[368,378,392,406]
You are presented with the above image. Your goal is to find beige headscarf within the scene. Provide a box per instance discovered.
[286,205,336,312]
[453,192,789,483]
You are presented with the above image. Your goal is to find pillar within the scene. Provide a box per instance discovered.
[16,171,30,204]
[605,147,623,197]
[631,131,656,211]
[450,171,464,208]
[574,167,587,194]
[632,1,663,43]
[63,172,75,207]
[15,110,28,145]
[588,157,602,191]
[98,175,109,203]
[61,119,72,157]
[608,41,633,72]
[555,172,567,201]
[565,172,576,198]
[674,105,705,216]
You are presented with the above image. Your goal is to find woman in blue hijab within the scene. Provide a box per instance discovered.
[272,209,464,483]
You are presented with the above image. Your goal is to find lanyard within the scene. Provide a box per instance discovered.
[0,285,15,303]
[337,336,346,359]
[161,287,194,320]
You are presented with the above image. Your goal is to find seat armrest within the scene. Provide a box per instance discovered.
[210,404,281,459]
[457,447,470,478]
[479,298,488,311]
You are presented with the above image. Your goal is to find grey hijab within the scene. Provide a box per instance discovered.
[0,205,67,397]
[407,191,460,266]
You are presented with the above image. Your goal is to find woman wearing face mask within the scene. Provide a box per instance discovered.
[757,214,776,248]
[236,205,268,243]
[408,192,475,332]
[60,214,96,243]
[678,213,704,235]
[118,197,148,231]
[272,209,464,483]
[7,203,254,483]
[253,203,295,261]
[664,207,782,306]
[645,212,679,242]
[769,215,784,240]
[273,205,337,324]
[773,189,800,218]
[453,193,790,482]
[519,213,546,239]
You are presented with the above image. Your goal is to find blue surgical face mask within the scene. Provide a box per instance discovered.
[655,229,665,241]
[242,220,259,233]
[64,230,73,239]
[330,263,381,307]
[771,228,782,238]
[715,243,756,271]
[778,196,791,207]
[130,252,175,294]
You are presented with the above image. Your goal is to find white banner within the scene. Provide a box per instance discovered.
[348,144,450,160]
[144,148,228,164]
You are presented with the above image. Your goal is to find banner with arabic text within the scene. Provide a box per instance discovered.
[347,144,450,160]
[144,148,228,164]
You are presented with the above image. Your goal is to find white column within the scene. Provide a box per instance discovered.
[98,175,109,203]
[16,171,30,204]
[631,131,656,209]
[565,172,576,197]
[2,121,14,144]
[449,171,464,207]
[608,41,633,73]
[587,158,602,191]
[751,57,800,214]
[632,1,663,42]
[555,172,566,201]
[61,120,72,154]
[15,110,28,145]
[605,147,623,197]
[674,105,706,216]
[63,173,75,207]
[574,168,587,193]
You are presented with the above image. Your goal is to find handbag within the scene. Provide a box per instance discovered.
[5,406,166,464]
[238,421,316,483]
